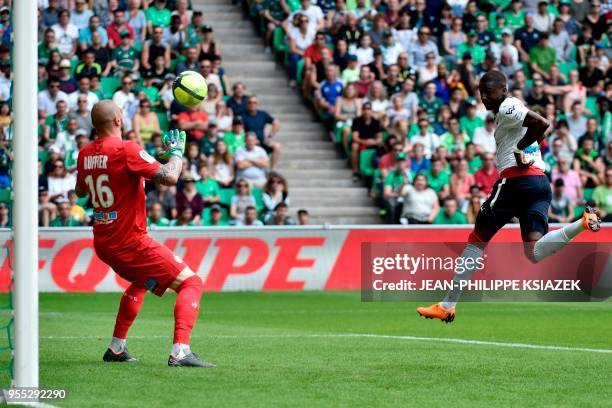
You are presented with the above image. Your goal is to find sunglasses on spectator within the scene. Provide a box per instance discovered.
[49,84,59,88]
[123,81,133,85]
[237,184,248,188]
[418,31,430,36]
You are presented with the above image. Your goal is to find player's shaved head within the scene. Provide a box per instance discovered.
[91,100,123,137]
[479,70,507,113]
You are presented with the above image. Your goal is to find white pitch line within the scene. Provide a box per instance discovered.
[40,333,612,354]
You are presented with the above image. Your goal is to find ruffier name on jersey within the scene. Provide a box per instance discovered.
[84,155,108,170]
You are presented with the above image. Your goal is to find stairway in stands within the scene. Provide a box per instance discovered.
[195,0,381,224]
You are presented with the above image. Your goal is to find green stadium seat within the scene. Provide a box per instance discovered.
[101,77,120,99]
[296,59,305,85]
[76,195,90,208]
[585,97,598,117]
[252,187,264,212]
[273,27,288,54]
[359,149,377,177]
[558,61,577,79]
[38,150,49,168]
[574,205,584,219]
[0,189,10,203]
[219,188,235,206]
[156,112,169,133]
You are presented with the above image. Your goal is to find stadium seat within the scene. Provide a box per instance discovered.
[219,188,235,207]
[359,149,377,178]
[38,150,49,168]
[0,189,10,203]
[585,97,598,117]
[252,187,264,212]
[76,195,90,208]
[559,61,578,79]
[156,112,169,132]
[273,27,288,55]
[101,77,120,99]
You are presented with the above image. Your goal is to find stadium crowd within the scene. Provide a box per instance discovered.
[249,0,611,224]
[0,0,314,227]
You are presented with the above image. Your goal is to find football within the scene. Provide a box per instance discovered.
[172,70,208,108]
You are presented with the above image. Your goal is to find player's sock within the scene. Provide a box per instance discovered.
[171,343,192,359]
[531,219,585,262]
[111,283,147,347]
[109,337,126,354]
[172,274,204,351]
[441,243,484,309]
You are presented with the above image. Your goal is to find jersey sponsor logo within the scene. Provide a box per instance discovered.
[140,150,156,164]
[505,106,515,115]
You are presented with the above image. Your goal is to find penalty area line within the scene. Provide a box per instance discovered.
[40,333,612,354]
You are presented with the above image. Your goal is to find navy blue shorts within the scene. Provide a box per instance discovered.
[474,175,552,242]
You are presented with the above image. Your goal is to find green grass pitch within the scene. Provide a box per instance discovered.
[5,292,612,407]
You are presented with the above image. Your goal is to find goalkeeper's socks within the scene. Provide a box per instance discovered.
[109,337,126,354]
[173,275,204,345]
[531,219,584,262]
[441,243,484,309]
[113,284,147,340]
[171,343,191,359]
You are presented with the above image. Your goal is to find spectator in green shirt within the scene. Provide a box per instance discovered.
[202,204,230,226]
[456,31,485,65]
[147,202,171,227]
[459,101,484,140]
[423,157,451,200]
[592,167,612,222]
[419,81,443,123]
[503,0,526,30]
[224,116,246,154]
[146,0,172,33]
[38,28,59,66]
[441,117,470,153]
[111,30,140,76]
[434,197,467,224]
[382,153,410,224]
[49,200,83,227]
[45,100,70,142]
[529,33,557,80]
[341,55,360,84]
[195,163,221,207]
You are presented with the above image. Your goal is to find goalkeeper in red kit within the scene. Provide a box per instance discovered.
[75,101,214,367]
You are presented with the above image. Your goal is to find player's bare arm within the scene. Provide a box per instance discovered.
[153,128,187,185]
[151,155,183,186]
[514,111,551,168]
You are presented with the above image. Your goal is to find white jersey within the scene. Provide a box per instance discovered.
[494,97,545,175]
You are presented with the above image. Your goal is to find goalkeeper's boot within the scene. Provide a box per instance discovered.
[103,347,137,362]
[168,352,216,368]
[416,303,455,323]
[582,206,601,232]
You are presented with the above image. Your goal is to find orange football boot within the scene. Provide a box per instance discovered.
[582,206,601,232]
[416,303,455,323]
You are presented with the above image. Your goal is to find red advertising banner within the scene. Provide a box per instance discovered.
[0,225,609,293]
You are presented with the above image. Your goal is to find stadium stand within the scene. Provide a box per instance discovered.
[0,0,609,228]
[200,0,381,224]
[238,0,611,225]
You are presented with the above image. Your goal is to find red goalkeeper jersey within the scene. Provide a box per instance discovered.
[76,136,160,250]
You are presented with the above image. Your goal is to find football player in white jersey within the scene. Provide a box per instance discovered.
[417,70,601,323]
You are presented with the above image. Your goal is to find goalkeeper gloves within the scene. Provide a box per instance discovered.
[157,129,186,161]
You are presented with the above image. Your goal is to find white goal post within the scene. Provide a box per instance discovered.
[12,0,39,387]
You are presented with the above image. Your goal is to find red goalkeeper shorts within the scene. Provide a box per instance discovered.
[94,236,187,296]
